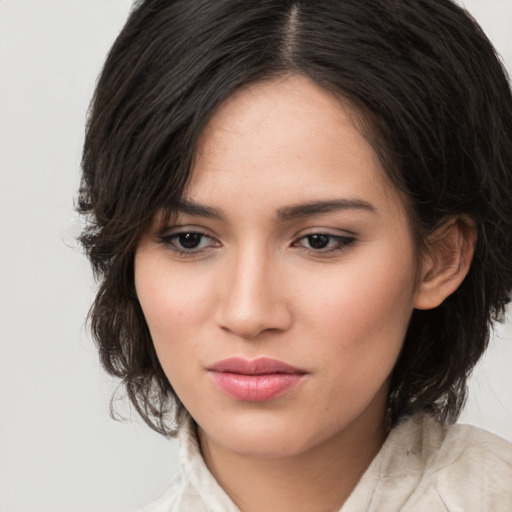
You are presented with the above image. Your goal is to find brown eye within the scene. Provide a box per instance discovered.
[177,233,203,249]
[159,231,218,255]
[294,233,357,254]
[307,234,330,249]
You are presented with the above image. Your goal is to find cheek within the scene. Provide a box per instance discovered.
[136,249,205,325]
[135,251,213,405]
[294,243,417,375]
[134,250,219,374]
[302,262,416,426]
[304,254,414,325]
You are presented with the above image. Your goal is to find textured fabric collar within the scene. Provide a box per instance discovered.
[175,413,240,511]
[144,412,512,511]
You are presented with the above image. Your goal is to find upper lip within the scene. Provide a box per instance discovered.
[207,357,307,375]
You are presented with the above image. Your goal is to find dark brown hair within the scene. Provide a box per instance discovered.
[79,0,512,437]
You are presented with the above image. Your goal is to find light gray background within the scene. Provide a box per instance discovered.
[0,1,511,510]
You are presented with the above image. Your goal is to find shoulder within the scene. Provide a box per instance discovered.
[409,415,512,478]
[388,415,512,511]
[423,418,512,510]
[343,414,512,512]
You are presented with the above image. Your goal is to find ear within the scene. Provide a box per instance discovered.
[414,217,476,310]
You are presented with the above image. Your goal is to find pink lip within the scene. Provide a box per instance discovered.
[207,357,307,402]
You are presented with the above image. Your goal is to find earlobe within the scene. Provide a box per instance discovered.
[414,217,476,310]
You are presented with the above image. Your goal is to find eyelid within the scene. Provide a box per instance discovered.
[157,223,216,237]
[292,233,356,245]
[291,226,358,239]
[157,226,222,256]
[291,230,358,254]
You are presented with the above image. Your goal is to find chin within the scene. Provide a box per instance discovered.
[198,409,337,459]
[219,431,315,459]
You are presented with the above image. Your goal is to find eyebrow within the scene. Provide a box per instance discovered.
[176,199,227,220]
[176,197,377,221]
[276,198,378,220]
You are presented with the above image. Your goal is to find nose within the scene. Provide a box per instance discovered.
[215,248,292,340]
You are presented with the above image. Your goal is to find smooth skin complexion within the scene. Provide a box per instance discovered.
[135,75,474,512]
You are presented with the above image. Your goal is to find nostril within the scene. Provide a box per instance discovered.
[216,300,292,340]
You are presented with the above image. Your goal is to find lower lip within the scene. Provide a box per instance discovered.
[210,372,304,402]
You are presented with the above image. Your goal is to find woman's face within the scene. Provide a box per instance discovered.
[135,75,423,458]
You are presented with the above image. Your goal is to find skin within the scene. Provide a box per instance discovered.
[134,75,472,512]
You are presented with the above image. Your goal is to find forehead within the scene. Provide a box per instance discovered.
[187,74,405,218]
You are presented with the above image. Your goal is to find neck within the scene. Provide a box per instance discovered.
[198,408,388,512]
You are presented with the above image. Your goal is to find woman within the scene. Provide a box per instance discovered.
[78,0,512,510]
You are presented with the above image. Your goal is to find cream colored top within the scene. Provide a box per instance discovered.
[142,413,512,511]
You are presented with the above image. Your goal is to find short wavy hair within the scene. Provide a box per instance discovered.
[78,0,512,437]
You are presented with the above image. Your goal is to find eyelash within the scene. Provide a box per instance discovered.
[158,230,357,258]
[158,231,218,257]
[292,233,357,254]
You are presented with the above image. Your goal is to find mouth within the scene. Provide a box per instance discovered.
[206,357,307,402]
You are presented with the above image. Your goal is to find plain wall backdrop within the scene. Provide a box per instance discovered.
[0,1,511,511]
